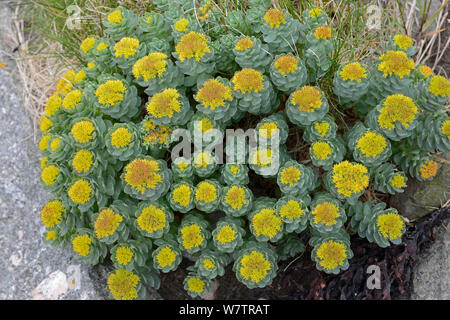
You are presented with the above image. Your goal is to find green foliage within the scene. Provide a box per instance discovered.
[37,1,449,299]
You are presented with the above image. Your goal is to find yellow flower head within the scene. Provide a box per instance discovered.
[63,89,82,110]
[71,120,95,143]
[40,115,52,132]
[156,246,177,268]
[340,62,367,82]
[418,65,433,78]
[316,240,347,270]
[252,208,282,239]
[203,258,215,269]
[68,179,92,204]
[230,165,239,175]
[377,212,404,240]
[314,25,332,39]
[137,204,167,234]
[181,224,204,250]
[172,184,192,207]
[114,37,139,58]
[312,202,340,226]
[419,160,438,179]
[175,31,210,62]
[279,200,305,220]
[41,200,65,228]
[356,131,387,157]
[235,37,254,51]
[175,158,189,172]
[195,181,217,203]
[96,42,108,51]
[393,34,413,50]
[39,135,51,151]
[280,166,301,186]
[107,10,123,24]
[216,225,236,244]
[46,230,57,241]
[332,161,369,197]
[124,158,162,194]
[41,165,59,186]
[264,9,286,28]
[174,18,189,32]
[232,68,264,94]
[110,127,132,149]
[40,156,48,169]
[390,174,406,188]
[274,55,298,75]
[44,95,62,117]
[429,75,450,97]
[196,118,214,134]
[72,234,91,256]
[116,246,133,266]
[251,149,273,168]
[146,88,182,119]
[50,138,62,152]
[377,94,418,130]
[239,251,271,283]
[107,269,140,301]
[87,61,96,69]
[441,120,450,139]
[195,79,233,109]
[194,152,211,168]
[311,141,332,160]
[224,185,246,210]
[74,70,86,82]
[132,52,168,81]
[94,208,123,239]
[72,149,93,174]
[95,80,126,106]
[309,8,322,18]
[291,86,322,112]
[315,121,330,137]
[187,277,205,293]
[56,69,75,94]
[80,37,95,53]
[259,122,278,139]
[378,50,415,78]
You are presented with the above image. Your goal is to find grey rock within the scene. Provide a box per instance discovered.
[411,220,450,300]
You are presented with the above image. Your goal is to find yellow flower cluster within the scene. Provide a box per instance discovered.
[71,120,95,143]
[195,79,233,109]
[232,68,264,94]
[312,202,339,226]
[41,165,59,186]
[187,277,205,293]
[251,149,273,168]
[235,37,254,51]
[429,75,450,97]
[258,122,278,139]
[332,161,369,197]
[314,25,332,39]
[174,18,189,32]
[181,224,204,250]
[312,141,332,160]
[216,225,236,244]
[291,86,322,112]
[94,208,123,239]
[72,149,94,174]
[224,185,246,210]
[239,251,271,283]
[116,246,133,266]
[68,179,92,204]
[419,160,438,179]
[114,37,139,58]
[72,234,91,256]
[172,184,192,207]
[377,94,418,130]
[107,10,123,24]
[279,166,301,186]
[316,240,347,270]
[137,205,166,234]
[107,269,140,301]
[376,213,404,240]
[442,120,450,139]
[195,181,217,203]
[340,62,367,82]
[41,200,65,228]
[252,208,282,239]
[175,31,210,62]
[263,9,286,28]
[314,121,330,137]
[95,80,126,107]
[390,174,406,188]
[156,247,177,268]
[44,95,62,117]
[393,34,413,50]
[123,158,162,193]
[132,52,168,81]
[274,55,298,75]
[356,131,387,157]
[80,37,95,53]
[146,88,182,119]
[63,90,82,110]
[378,50,415,78]
[110,127,132,149]
[279,200,304,220]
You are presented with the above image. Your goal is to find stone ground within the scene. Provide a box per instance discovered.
[0,1,448,301]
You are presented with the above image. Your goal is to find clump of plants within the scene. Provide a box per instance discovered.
[38,0,449,300]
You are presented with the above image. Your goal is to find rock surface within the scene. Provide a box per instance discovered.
[411,220,450,300]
